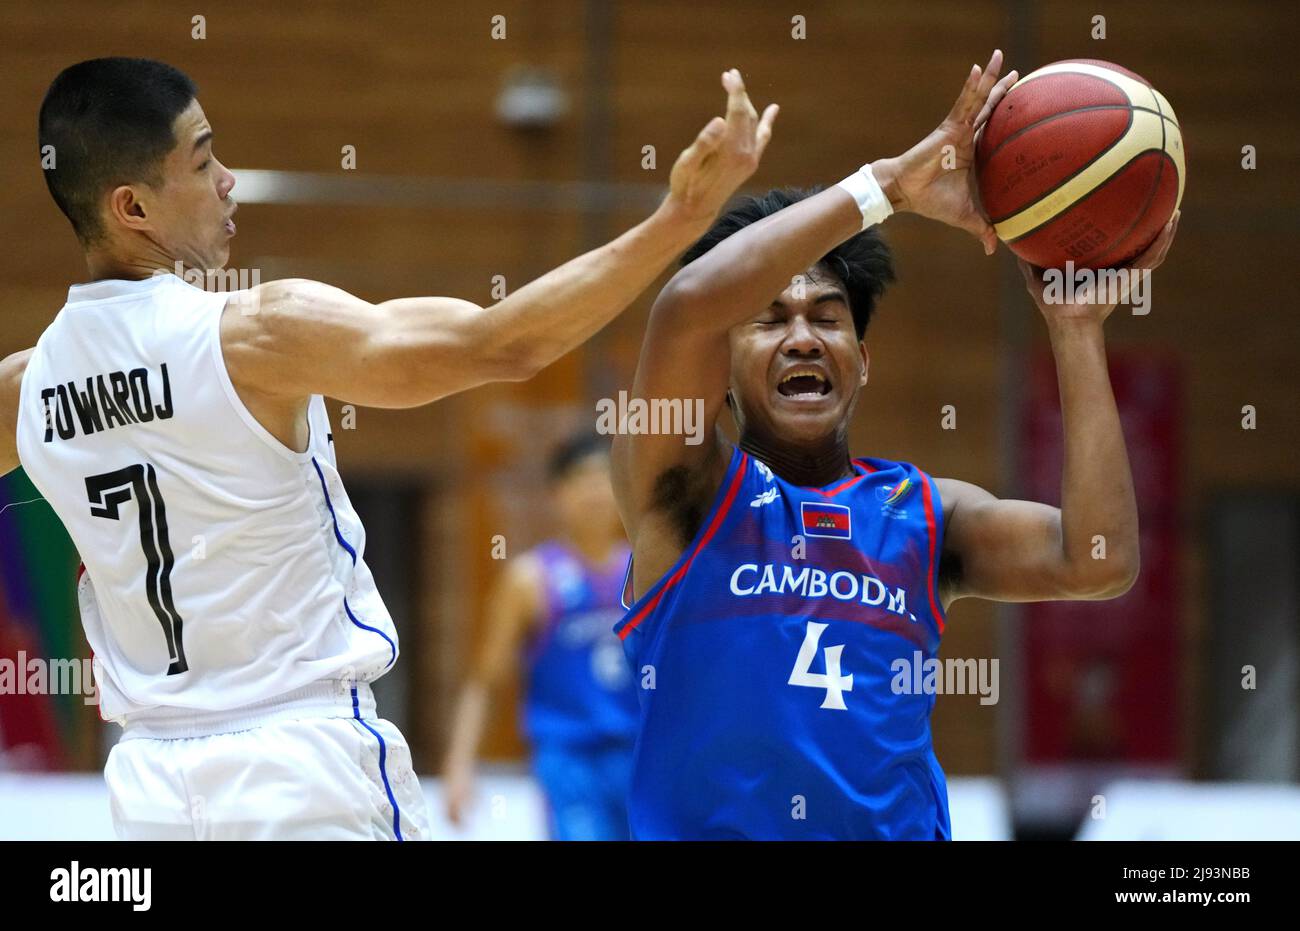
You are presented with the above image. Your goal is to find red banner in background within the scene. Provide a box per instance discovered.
[1021,350,1182,765]
[0,618,66,770]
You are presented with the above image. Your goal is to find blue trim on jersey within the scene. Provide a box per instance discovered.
[352,685,404,842]
[312,457,358,563]
[345,597,397,668]
[311,456,397,666]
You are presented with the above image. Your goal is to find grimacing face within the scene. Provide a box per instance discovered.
[106,99,237,271]
[726,264,869,448]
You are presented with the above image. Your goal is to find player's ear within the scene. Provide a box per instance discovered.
[858,342,870,387]
[107,184,152,235]
[725,389,744,430]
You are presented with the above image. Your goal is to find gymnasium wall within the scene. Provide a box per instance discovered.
[0,0,1296,785]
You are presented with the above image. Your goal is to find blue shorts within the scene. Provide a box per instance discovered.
[532,742,635,841]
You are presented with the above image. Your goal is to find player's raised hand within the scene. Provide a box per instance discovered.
[878,49,1018,254]
[665,69,778,229]
[1017,210,1180,323]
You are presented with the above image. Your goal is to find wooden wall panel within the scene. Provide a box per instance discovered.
[1,0,1296,781]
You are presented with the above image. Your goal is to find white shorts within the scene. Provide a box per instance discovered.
[105,694,429,841]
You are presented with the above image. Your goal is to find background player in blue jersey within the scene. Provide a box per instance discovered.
[611,50,1180,839]
[444,434,640,839]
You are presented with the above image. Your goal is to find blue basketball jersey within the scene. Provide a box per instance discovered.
[615,447,951,839]
[523,541,640,749]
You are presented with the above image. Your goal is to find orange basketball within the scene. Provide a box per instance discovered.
[975,59,1185,270]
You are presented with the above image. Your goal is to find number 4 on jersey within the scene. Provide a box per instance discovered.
[788,621,853,710]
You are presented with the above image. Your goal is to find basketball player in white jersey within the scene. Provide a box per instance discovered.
[0,57,776,840]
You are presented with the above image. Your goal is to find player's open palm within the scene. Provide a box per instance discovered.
[892,49,1018,254]
[667,69,778,227]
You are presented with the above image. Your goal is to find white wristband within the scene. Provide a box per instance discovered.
[836,162,894,231]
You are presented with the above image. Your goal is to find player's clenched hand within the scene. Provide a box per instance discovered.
[875,50,1018,254]
[1018,210,1179,324]
[665,69,778,229]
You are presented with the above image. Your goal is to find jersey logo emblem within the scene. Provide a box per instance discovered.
[800,501,851,539]
[876,477,913,506]
[750,487,779,508]
[876,477,914,519]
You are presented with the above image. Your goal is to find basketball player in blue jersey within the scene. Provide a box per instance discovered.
[443,434,638,839]
[611,50,1180,839]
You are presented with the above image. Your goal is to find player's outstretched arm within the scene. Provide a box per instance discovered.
[936,214,1179,608]
[222,70,776,411]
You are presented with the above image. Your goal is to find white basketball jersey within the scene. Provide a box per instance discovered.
[16,274,398,726]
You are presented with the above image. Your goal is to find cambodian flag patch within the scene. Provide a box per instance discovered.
[801,501,851,539]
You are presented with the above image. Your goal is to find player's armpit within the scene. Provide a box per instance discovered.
[0,349,33,476]
[222,278,526,411]
[936,476,1139,607]
[610,288,734,541]
[616,431,733,601]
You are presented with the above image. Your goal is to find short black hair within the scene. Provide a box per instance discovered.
[38,58,198,245]
[680,186,895,338]
[548,432,610,481]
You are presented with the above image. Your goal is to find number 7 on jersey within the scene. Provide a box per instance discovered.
[86,463,188,675]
